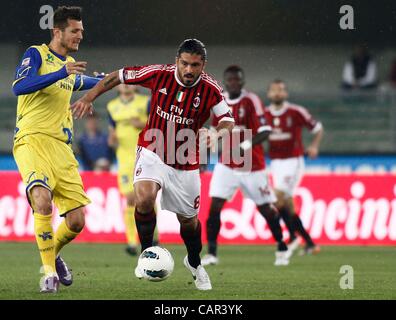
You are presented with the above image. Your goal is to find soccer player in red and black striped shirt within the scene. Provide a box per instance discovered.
[72,39,234,290]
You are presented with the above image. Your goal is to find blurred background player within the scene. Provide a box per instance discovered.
[265,79,323,255]
[107,84,159,255]
[11,6,103,293]
[77,112,113,171]
[202,65,292,267]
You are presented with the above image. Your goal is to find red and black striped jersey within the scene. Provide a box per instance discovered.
[119,64,234,170]
[212,89,270,171]
[264,102,322,159]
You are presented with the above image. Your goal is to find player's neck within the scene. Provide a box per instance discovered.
[272,102,285,110]
[120,96,134,104]
[228,91,242,100]
[48,41,68,58]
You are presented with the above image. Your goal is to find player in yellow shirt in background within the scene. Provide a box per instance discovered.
[107,85,159,255]
[12,6,102,293]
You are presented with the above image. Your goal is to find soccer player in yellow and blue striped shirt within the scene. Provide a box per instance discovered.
[12,6,102,293]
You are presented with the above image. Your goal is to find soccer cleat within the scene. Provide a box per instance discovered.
[183,256,212,290]
[201,254,219,266]
[125,245,138,256]
[40,274,60,293]
[134,266,143,279]
[299,244,321,256]
[274,249,292,266]
[288,238,300,253]
[55,255,73,286]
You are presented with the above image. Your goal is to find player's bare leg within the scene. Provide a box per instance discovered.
[257,203,292,266]
[53,207,85,287]
[30,186,59,293]
[202,197,227,266]
[178,214,212,290]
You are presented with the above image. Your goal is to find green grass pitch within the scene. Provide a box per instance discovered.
[0,243,394,300]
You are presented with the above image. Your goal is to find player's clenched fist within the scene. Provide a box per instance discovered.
[65,61,87,75]
[71,97,93,119]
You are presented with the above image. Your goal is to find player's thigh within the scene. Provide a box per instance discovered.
[161,168,201,218]
[270,157,303,197]
[134,180,160,211]
[51,142,90,216]
[209,163,239,201]
[13,135,56,208]
[240,170,277,206]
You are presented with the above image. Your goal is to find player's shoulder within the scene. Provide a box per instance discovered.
[242,90,265,114]
[201,72,223,93]
[286,101,311,117]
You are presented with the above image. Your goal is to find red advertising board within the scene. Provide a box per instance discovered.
[0,171,395,245]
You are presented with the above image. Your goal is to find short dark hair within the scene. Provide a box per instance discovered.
[271,79,285,85]
[177,39,207,61]
[224,65,245,78]
[53,6,82,30]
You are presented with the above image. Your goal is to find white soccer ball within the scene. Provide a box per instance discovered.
[137,246,174,282]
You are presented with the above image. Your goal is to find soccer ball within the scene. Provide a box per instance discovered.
[137,246,174,282]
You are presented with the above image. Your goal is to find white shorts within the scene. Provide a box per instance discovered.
[133,147,201,218]
[209,163,276,206]
[270,156,305,197]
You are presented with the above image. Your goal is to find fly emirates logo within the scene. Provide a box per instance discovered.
[156,105,194,125]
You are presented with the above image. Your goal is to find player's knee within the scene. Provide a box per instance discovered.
[67,213,85,233]
[30,187,52,215]
[135,195,156,213]
[258,203,278,220]
[275,191,286,208]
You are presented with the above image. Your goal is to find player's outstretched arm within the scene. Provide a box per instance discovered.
[12,47,87,96]
[239,126,272,153]
[71,71,121,119]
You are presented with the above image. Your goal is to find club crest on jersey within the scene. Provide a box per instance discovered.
[274,117,280,126]
[176,91,185,102]
[193,96,200,108]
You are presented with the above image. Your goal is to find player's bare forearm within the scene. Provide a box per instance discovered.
[83,71,121,103]
[239,129,271,154]
[71,71,121,119]
[311,127,324,148]
[307,127,324,159]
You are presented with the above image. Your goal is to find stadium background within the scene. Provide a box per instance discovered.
[0,0,395,245]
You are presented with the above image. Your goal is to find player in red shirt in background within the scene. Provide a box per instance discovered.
[71,39,235,290]
[202,66,292,267]
[265,80,323,255]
